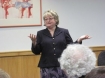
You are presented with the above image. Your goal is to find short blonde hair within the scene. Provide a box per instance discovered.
[0,69,10,78]
[43,10,59,25]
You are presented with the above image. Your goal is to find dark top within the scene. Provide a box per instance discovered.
[31,27,80,68]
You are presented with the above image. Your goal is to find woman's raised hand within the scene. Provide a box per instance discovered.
[28,34,37,44]
[77,35,91,43]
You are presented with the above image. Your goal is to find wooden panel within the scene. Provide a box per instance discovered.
[0,55,40,78]
[0,46,105,78]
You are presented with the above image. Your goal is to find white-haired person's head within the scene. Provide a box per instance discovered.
[58,44,96,78]
[0,69,10,78]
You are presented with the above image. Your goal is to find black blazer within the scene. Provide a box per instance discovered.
[31,27,79,68]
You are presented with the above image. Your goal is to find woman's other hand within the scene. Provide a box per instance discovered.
[28,34,36,45]
[77,35,91,43]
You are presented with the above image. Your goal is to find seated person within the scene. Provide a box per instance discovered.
[0,69,10,78]
[58,44,96,78]
[85,66,105,78]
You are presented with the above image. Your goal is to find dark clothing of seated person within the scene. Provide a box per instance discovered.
[85,66,105,78]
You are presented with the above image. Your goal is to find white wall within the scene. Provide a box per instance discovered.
[0,0,105,52]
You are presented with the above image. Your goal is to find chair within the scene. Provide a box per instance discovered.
[98,50,105,66]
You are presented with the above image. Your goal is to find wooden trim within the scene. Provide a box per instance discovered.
[90,46,105,51]
[0,51,34,57]
[0,46,105,57]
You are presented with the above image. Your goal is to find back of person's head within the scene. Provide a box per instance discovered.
[58,44,96,78]
[98,50,105,66]
[0,69,10,78]
[85,66,105,78]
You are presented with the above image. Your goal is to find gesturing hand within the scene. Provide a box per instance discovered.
[78,35,91,43]
[28,34,37,44]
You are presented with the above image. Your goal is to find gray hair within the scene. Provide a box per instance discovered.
[0,69,10,78]
[43,10,59,25]
[58,44,96,78]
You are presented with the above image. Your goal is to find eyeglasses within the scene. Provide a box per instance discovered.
[44,17,54,21]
